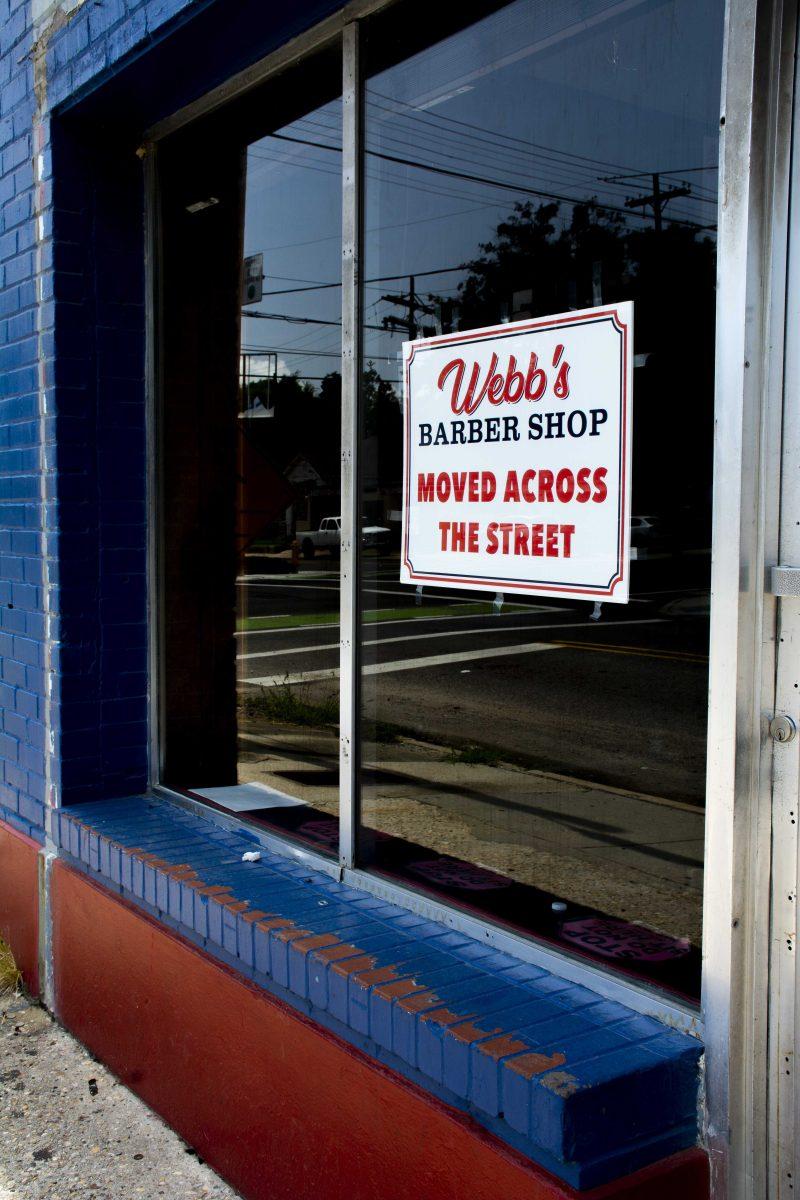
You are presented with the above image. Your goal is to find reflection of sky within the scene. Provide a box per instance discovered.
[241,119,343,389]
[240,0,723,394]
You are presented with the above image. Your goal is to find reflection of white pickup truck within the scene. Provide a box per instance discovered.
[300,516,390,558]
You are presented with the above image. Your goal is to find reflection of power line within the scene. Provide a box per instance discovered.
[251,96,717,243]
[302,105,721,213]
[250,145,711,254]
[254,129,710,248]
[309,115,719,219]
[365,90,715,208]
[275,86,660,193]
[243,311,386,332]
[248,155,511,252]
[269,107,615,194]
[253,264,467,299]
[366,88,637,178]
[247,150,522,250]
[242,346,343,358]
[265,318,341,352]
[268,131,715,233]
[262,272,335,286]
[297,112,639,206]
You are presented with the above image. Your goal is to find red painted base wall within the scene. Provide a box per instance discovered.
[0,820,39,995]
[51,863,708,1200]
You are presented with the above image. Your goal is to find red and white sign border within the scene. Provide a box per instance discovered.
[401,304,632,600]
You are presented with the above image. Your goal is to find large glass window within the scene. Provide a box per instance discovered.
[357,0,722,1000]
[160,1,724,1002]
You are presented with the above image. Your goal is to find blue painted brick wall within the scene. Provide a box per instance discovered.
[0,0,349,825]
[0,0,46,837]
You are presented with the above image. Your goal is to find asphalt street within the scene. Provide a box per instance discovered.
[236,555,710,805]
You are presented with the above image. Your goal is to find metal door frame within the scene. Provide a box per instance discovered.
[703,1,797,1197]
[767,10,800,1196]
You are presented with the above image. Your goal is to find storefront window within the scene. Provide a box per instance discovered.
[357,0,723,999]
[161,1,724,1000]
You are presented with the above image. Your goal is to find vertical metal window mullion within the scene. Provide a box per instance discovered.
[339,21,364,870]
[144,141,165,790]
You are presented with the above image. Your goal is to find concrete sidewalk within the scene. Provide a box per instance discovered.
[0,991,240,1200]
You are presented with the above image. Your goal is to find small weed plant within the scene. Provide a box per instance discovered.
[240,683,338,729]
[446,744,501,767]
[0,938,21,996]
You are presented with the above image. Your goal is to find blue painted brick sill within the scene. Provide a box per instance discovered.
[53,794,702,1191]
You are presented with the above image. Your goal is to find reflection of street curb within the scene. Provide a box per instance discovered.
[347,727,702,815]
[238,694,702,813]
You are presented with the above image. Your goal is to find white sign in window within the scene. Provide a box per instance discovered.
[400,303,633,603]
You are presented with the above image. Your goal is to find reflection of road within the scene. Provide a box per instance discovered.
[237,565,709,804]
[236,555,709,942]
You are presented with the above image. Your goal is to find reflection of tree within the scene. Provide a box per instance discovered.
[243,372,341,486]
[456,202,625,327]
[455,199,715,340]
[364,361,398,437]
[451,201,716,548]
[364,361,402,487]
[240,362,403,526]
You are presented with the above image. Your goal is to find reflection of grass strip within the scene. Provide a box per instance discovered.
[237,602,528,632]
[238,612,340,632]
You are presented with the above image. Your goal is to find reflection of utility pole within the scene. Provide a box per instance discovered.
[603,171,691,233]
[381,274,437,340]
[625,173,690,232]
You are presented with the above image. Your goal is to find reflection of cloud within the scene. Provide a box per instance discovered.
[242,354,292,379]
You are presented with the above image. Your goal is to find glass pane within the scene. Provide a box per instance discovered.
[216,93,343,852]
[359,0,722,998]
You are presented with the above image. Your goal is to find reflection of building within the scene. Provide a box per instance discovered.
[285,453,336,533]
[0,3,795,1200]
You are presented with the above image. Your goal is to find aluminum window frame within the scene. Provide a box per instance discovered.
[702,2,798,1198]
[141,0,788,1116]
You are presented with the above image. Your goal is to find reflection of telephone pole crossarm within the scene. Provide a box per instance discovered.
[601,169,694,233]
[622,173,691,233]
[381,275,437,340]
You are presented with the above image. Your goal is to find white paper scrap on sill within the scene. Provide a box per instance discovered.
[192,782,308,812]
